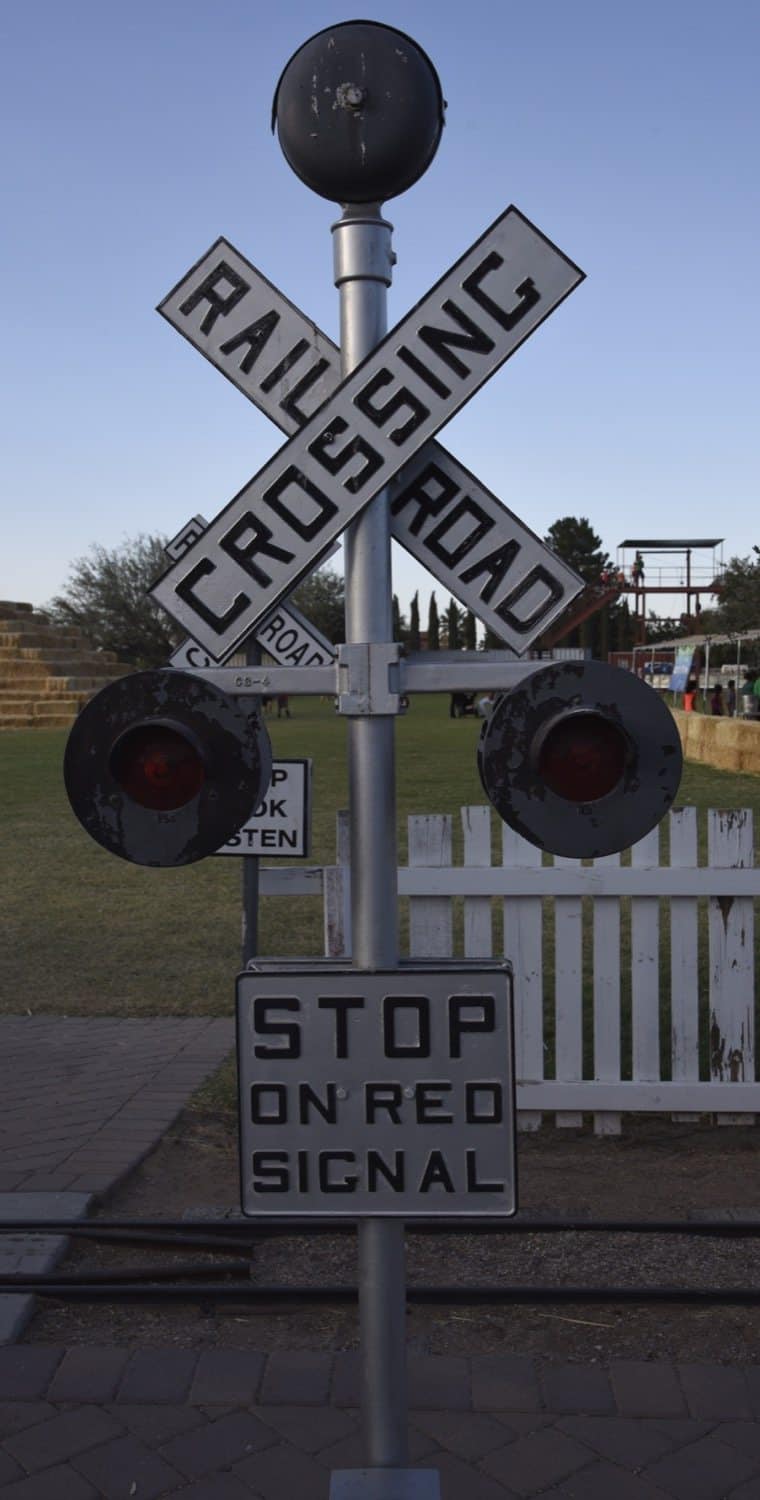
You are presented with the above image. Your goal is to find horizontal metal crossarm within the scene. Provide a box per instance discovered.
[188,648,541,706]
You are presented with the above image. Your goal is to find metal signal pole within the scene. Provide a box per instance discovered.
[333,204,407,1469]
[272,22,445,1494]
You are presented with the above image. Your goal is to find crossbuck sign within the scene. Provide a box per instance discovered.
[152,207,584,660]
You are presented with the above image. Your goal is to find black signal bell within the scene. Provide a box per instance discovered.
[478,660,683,859]
[64,670,272,867]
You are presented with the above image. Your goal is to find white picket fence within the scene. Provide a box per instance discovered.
[260,806,759,1133]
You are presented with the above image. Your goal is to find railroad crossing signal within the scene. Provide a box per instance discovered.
[64,670,272,867]
[477,659,683,859]
[151,206,584,660]
[156,238,584,654]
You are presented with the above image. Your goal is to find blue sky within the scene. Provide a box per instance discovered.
[3,0,758,625]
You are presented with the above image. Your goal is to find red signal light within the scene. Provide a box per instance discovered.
[535,712,629,804]
[110,724,206,812]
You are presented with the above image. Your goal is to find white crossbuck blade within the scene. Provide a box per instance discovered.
[152,207,584,661]
[166,519,337,670]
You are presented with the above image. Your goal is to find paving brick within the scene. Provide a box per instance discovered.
[0,1461,100,1498]
[744,1366,760,1418]
[159,1410,276,1478]
[0,1403,56,1439]
[13,1176,80,1192]
[72,1433,183,1498]
[557,1416,676,1469]
[189,1349,265,1406]
[407,1353,471,1410]
[315,1424,437,1471]
[163,1477,254,1499]
[541,1365,615,1415]
[412,1409,508,1459]
[117,1349,199,1404]
[610,1361,687,1418]
[0,1347,65,1400]
[714,1421,760,1458]
[0,1448,24,1485]
[480,1427,593,1495]
[647,1419,714,1445]
[67,1175,122,1193]
[644,1434,760,1499]
[107,1403,207,1446]
[47,1346,131,1404]
[233,1439,329,1498]
[259,1349,333,1405]
[253,1403,356,1453]
[471,1354,543,1413]
[678,1363,752,1420]
[554,1459,674,1497]
[0,1175,27,1190]
[331,1352,361,1407]
[428,1449,518,1500]
[5,1405,125,1472]
[729,1481,760,1500]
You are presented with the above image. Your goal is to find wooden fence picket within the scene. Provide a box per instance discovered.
[502,825,544,1132]
[669,807,700,1121]
[708,810,755,1125]
[553,855,584,1129]
[631,827,661,1085]
[462,806,493,958]
[324,809,351,959]
[592,852,622,1136]
[408,814,453,959]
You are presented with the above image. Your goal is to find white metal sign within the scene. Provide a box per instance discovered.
[159,239,583,651]
[167,519,337,671]
[170,602,335,673]
[236,966,516,1217]
[216,759,311,858]
[152,207,584,660]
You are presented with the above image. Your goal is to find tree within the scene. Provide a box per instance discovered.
[709,553,760,634]
[481,626,504,651]
[545,516,612,583]
[544,515,615,658]
[409,591,421,651]
[392,594,401,641]
[45,534,178,668]
[463,609,477,650]
[445,598,462,650]
[290,565,345,643]
[427,591,440,650]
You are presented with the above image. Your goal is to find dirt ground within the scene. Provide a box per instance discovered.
[25,1110,760,1365]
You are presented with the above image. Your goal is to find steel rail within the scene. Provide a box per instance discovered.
[2,1217,760,1239]
[3,1279,760,1305]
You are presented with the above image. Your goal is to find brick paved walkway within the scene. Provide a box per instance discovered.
[0,1017,234,1344]
[0,1346,759,1496]
[0,1018,234,1197]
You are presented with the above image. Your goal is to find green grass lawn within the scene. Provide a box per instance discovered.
[1,696,759,1021]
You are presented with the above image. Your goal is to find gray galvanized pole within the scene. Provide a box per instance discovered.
[332,205,408,1469]
[241,640,262,967]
